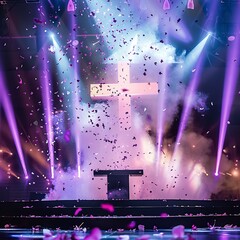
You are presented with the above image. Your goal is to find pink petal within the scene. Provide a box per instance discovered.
[101,203,114,213]
[160,212,168,218]
[127,221,136,229]
[74,207,82,216]
[172,225,185,239]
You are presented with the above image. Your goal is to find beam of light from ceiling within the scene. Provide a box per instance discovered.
[156,65,167,162]
[215,5,240,176]
[171,0,219,163]
[0,68,28,179]
[171,34,210,161]
[41,47,55,179]
[52,30,82,177]
[183,33,211,77]
[163,0,170,10]
[70,11,82,178]
[0,159,19,179]
[37,6,56,179]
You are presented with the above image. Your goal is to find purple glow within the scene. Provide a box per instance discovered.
[187,0,194,10]
[41,56,55,179]
[156,67,167,161]
[163,0,170,10]
[67,0,75,12]
[39,17,55,179]
[215,12,240,174]
[172,1,219,161]
[0,70,28,178]
[51,166,54,179]
[172,36,209,159]
[71,12,82,178]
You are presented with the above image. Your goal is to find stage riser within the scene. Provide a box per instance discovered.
[0,206,238,217]
[0,199,239,208]
[0,200,239,230]
[0,216,240,229]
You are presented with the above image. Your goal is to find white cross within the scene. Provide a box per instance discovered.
[90,62,158,128]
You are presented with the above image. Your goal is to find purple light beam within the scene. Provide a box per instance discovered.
[215,8,240,175]
[0,69,28,178]
[172,36,208,161]
[41,49,55,179]
[70,12,82,178]
[156,66,167,161]
[38,9,55,179]
[172,0,219,161]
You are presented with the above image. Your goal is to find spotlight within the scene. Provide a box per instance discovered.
[25,175,29,180]
[207,32,212,37]
[232,169,239,177]
[214,172,218,176]
[67,0,75,12]
[50,33,55,39]
[187,0,194,10]
[163,0,170,10]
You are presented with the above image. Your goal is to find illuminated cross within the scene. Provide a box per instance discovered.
[90,62,158,128]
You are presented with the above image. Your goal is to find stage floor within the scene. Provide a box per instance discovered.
[0,228,240,240]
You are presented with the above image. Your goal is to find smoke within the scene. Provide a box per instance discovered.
[44,0,234,201]
[46,92,228,200]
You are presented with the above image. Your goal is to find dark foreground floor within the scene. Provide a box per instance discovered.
[1,200,240,239]
[0,228,240,240]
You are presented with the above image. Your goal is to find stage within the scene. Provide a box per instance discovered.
[0,199,240,239]
[1,0,240,239]
[0,228,240,240]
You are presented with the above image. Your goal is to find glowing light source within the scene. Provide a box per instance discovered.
[163,0,170,10]
[187,0,194,10]
[232,169,239,177]
[184,33,211,74]
[50,33,55,39]
[67,0,75,12]
[207,32,212,37]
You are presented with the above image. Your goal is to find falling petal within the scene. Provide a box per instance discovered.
[74,207,82,216]
[101,203,114,213]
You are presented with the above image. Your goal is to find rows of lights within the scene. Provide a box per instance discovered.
[163,0,194,10]
[67,0,195,12]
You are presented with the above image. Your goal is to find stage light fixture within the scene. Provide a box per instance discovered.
[67,0,75,12]
[50,33,55,39]
[207,32,212,37]
[163,0,170,10]
[187,0,194,9]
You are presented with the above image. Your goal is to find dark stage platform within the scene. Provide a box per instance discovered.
[0,199,240,239]
[0,228,240,240]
